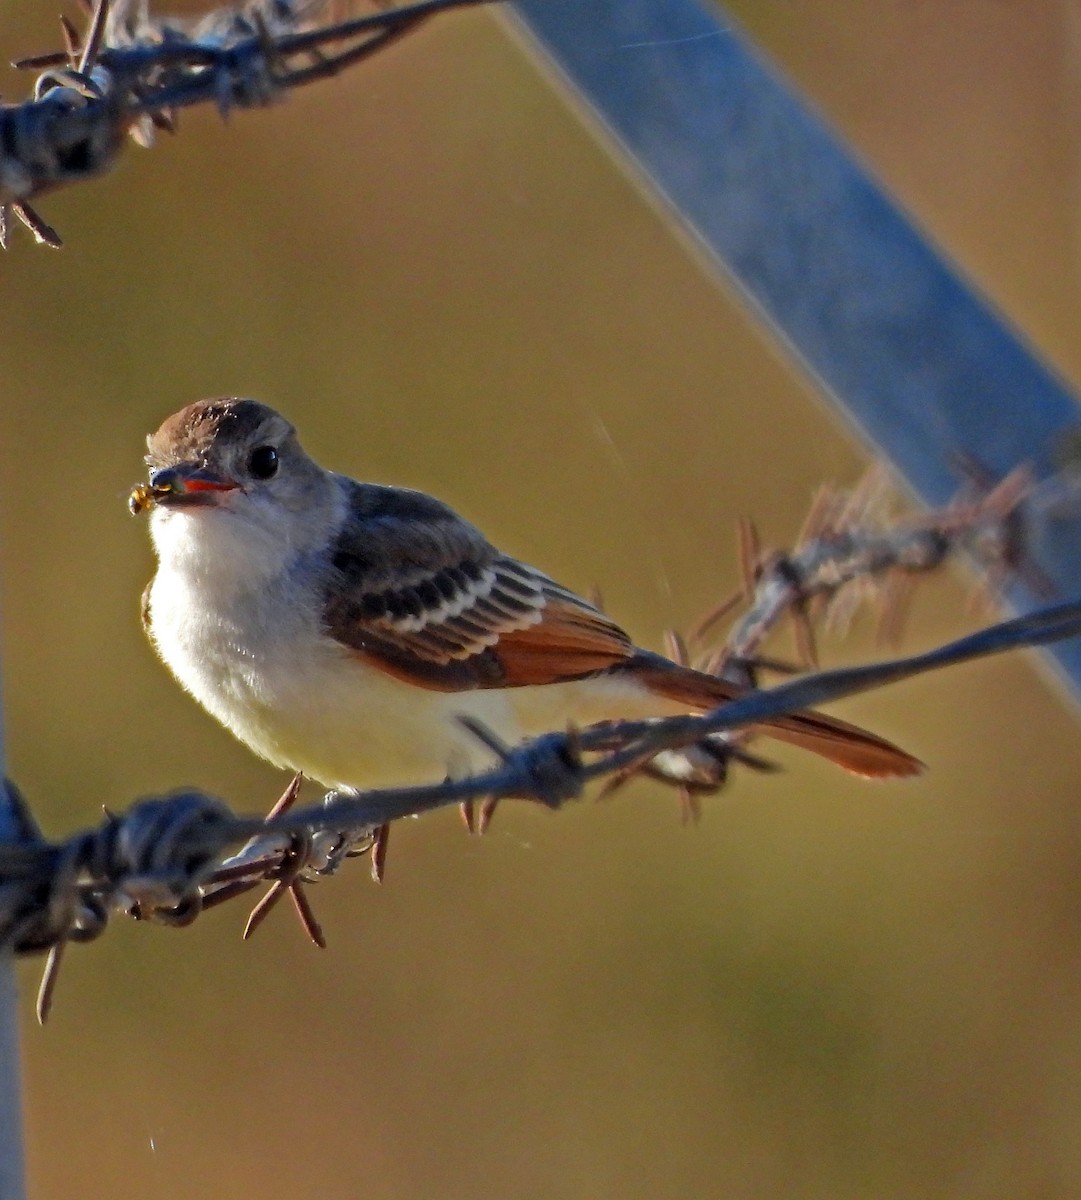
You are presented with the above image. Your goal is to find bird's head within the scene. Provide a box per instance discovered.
[133,397,339,570]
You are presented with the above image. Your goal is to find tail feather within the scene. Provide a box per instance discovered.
[623,652,923,780]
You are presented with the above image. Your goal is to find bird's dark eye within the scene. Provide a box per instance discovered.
[248,445,279,479]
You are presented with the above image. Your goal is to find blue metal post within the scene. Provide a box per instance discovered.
[510,0,1081,684]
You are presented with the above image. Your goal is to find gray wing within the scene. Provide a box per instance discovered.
[322,481,633,690]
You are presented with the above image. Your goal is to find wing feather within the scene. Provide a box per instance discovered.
[320,482,922,777]
[322,481,633,691]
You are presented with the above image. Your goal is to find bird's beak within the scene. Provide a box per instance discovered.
[131,465,241,513]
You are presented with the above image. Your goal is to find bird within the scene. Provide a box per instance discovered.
[134,397,922,798]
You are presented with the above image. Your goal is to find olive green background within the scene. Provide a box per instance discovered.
[3,3,1081,1197]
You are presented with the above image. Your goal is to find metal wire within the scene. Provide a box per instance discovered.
[4,597,1081,1021]
[1,0,502,246]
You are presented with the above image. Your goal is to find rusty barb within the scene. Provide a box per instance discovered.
[1,774,383,1023]
[5,592,1081,1022]
[1,0,502,247]
[718,461,1044,671]
[611,459,1051,814]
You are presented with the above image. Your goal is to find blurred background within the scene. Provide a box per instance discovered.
[3,1,1081,1197]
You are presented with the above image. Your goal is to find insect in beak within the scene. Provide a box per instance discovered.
[128,482,173,515]
[129,467,239,514]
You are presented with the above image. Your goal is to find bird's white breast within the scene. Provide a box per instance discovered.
[145,505,518,787]
[146,505,674,790]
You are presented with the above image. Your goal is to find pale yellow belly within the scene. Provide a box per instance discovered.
[224,653,683,791]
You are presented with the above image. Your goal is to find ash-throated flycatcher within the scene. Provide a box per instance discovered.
[134,398,921,790]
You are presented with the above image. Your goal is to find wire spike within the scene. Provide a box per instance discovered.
[11,202,62,248]
[36,939,67,1025]
[77,0,110,73]
[289,880,327,948]
[678,786,702,826]
[242,880,287,940]
[476,797,499,834]
[60,14,82,63]
[791,603,819,669]
[663,628,690,667]
[737,516,761,597]
[267,772,304,821]
[457,714,512,761]
[370,822,389,882]
[796,483,838,543]
[687,589,742,647]
[11,51,70,69]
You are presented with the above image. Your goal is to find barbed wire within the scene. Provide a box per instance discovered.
[1,0,503,247]
[609,456,1053,815]
[5,595,1081,1023]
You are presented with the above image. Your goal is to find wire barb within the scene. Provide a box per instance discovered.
[1,0,504,245]
[0,456,1075,1015]
[615,459,1052,806]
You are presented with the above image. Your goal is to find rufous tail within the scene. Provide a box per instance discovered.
[625,652,923,779]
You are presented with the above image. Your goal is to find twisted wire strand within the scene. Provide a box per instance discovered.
[638,463,1044,803]
[1,0,502,245]
[2,598,1079,975]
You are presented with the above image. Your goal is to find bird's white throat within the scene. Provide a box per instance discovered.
[150,500,305,595]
